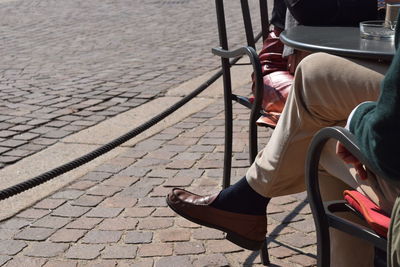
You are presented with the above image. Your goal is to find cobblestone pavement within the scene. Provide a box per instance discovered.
[0,84,317,267]
[0,0,266,169]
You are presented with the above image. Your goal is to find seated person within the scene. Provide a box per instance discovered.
[255,0,378,127]
[167,15,400,266]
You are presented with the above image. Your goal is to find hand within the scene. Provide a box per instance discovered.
[336,142,367,180]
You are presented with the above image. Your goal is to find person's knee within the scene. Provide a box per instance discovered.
[292,53,336,104]
[295,52,333,78]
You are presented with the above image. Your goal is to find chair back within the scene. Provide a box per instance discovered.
[214,0,269,51]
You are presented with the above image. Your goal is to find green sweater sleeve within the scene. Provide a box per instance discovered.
[349,21,400,181]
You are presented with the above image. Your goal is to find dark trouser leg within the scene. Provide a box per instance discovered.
[270,0,287,30]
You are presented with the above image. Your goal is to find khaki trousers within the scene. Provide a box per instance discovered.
[246,52,395,267]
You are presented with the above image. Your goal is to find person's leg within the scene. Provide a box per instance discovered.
[320,139,400,215]
[247,52,388,198]
[270,0,287,30]
[167,53,387,250]
[317,171,375,267]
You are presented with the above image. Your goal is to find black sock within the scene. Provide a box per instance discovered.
[210,177,270,215]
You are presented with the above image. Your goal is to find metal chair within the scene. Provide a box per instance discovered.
[305,126,388,267]
[212,0,270,189]
[212,0,271,264]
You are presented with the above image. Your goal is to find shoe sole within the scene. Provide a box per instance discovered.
[166,196,264,251]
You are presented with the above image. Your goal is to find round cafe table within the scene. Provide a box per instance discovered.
[280,26,396,61]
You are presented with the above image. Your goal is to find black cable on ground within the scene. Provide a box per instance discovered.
[0,55,245,201]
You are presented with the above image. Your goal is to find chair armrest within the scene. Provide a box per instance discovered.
[307,127,386,180]
[305,126,389,265]
[212,46,264,124]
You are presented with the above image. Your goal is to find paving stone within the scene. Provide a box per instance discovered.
[268,223,296,237]
[192,253,229,267]
[192,228,225,240]
[149,186,171,197]
[50,229,87,242]
[80,172,113,182]
[125,231,153,244]
[0,240,27,255]
[288,254,317,266]
[67,180,98,190]
[66,217,103,230]
[3,149,34,157]
[0,140,27,148]
[158,228,191,242]
[206,239,243,253]
[152,207,175,217]
[123,208,155,218]
[87,185,122,197]
[85,207,123,218]
[94,164,127,174]
[0,218,32,230]
[102,176,139,187]
[146,169,178,178]
[133,158,170,168]
[4,256,47,267]
[267,203,285,214]
[269,211,305,224]
[71,195,105,207]
[159,145,188,153]
[0,256,11,266]
[82,260,118,267]
[162,176,193,187]
[119,150,147,159]
[137,218,173,230]
[175,241,205,255]
[34,199,67,210]
[52,204,90,218]
[23,242,69,257]
[270,196,298,205]
[97,218,138,231]
[14,227,56,241]
[17,208,51,219]
[31,216,72,229]
[277,232,317,248]
[42,260,78,267]
[269,246,299,259]
[188,145,215,153]
[196,159,224,169]
[288,219,316,233]
[118,258,153,267]
[51,190,85,200]
[145,151,176,159]
[166,160,196,169]
[228,250,264,266]
[0,229,18,240]
[137,197,167,208]
[154,255,191,267]
[283,201,312,215]
[137,243,173,257]
[99,196,138,208]
[81,230,123,243]
[65,244,105,260]
[118,167,151,178]
[133,140,164,151]
[101,245,138,259]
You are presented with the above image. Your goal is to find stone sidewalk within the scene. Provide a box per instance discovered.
[0,0,266,169]
[0,82,317,266]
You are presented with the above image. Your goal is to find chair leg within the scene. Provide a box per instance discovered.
[260,238,270,266]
